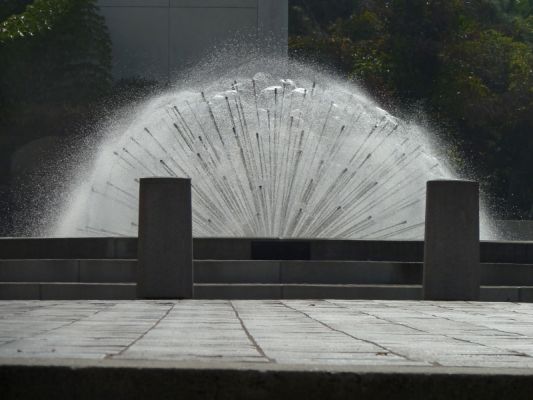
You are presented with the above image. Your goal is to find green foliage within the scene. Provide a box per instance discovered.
[0,0,112,142]
[289,0,533,217]
[0,0,31,21]
[435,28,533,213]
[0,0,71,42]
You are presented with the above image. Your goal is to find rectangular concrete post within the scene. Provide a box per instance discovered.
[423,180,480,301]
[137,178,193,299]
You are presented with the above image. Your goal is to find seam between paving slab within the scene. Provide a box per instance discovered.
[406,302,531,358]
[110,302,176,359]
[431,301,531,336]
[4,300,533,368]
[229,300,274,362]
[325,299,449,366]
[0,302,116,348]
[279,300,413,362]
[326,300,533,365]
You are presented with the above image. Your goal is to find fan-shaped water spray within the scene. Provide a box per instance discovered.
[53,66,494,239]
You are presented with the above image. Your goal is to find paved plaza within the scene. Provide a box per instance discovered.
[2,300,533,369]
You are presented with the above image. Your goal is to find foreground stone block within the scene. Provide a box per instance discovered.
[423,180,480,300]
[137,178,193,299]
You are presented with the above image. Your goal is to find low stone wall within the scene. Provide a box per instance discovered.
[2,259,532,286]
[0,237,532,263]
[0,237,136,259]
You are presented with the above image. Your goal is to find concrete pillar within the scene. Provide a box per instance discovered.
[137,177,193,299]
[423,180,480,301]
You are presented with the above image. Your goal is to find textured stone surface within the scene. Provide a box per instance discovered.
[137,178,193,299]
[2,237,532,263]
[424,180,480,300]
[3,300,533,368]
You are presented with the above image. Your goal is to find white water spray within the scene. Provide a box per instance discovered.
[52,63,495,239]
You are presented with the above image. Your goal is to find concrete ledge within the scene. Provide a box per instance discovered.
[194,238,252,260]
[195,261,421,284]
[199,239,533,263]
[482,263,533,286]
[195,285,533,301]
[2,283,533,301]
[5,260,533,287]
[194,261,280,283]
[0,283,136,300]
[518,287,533,302]
[201,261,531,286]
[193,284,421,300]
[194,283,282,299]
[0,260,79,282]
[79,260,136,283]
[281,261,421,284]
[1,238,532,263]
[0,283,40,300]
[0,260,136,283]
[194,238,426,261]
[40,283,136,300]
[0,238,137,260]
[283,284,422,300]
[2,358,533,400]
[309,240,423,262]
[480,241,533,264]
[480,286,520,302]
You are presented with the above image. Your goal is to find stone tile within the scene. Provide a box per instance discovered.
[2,300,533,368]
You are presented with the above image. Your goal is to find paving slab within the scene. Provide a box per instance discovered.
[6,300,533,399]
[2,300,533,369]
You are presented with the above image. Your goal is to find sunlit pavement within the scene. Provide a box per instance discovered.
[2,300,533,369]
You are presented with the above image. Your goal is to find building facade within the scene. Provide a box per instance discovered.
[98,0,288,81]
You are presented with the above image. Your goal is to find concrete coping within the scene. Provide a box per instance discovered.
[0,237,531,262]
[3,357,533,376]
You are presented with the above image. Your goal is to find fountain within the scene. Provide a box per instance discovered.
[51,61,496,239]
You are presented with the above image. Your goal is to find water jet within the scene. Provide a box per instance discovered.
[52,62,496,240]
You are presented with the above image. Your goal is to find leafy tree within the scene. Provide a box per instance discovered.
[435,29,533,214]
[0,0,112,233]
[1,0,111,115]
[289,0,533,217]
[0,0,71,42]
[0,0,112,161]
